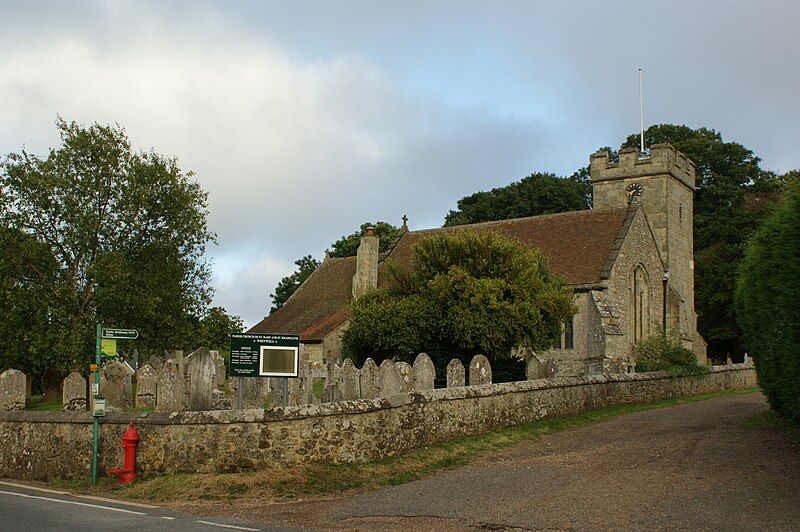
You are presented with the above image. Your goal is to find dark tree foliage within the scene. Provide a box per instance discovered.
[270,255,321,313]
[735,180,800,422]
[342,231,576,383]
[194,307,244,351]
[0,118,215,373]
[620,125,784,361]
[327,221,400,258]
[444,172,590,227]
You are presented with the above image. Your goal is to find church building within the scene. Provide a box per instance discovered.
[249,143,707,377]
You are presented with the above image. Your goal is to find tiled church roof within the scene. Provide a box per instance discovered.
[249,207,632,341]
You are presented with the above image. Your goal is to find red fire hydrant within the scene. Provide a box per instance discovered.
[108,421,141,484]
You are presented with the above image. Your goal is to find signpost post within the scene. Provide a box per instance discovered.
[229,333,299,409]
[91,325,138,485]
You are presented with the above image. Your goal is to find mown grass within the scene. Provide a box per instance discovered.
[742,410,800,444]
[26,395,62,412]
[58,387,759,503]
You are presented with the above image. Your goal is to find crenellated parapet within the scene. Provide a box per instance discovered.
[590,143,697,191]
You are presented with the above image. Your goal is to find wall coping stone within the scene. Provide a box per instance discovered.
[0,363,753,426]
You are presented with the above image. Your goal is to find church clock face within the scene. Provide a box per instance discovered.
[626,182,643,201]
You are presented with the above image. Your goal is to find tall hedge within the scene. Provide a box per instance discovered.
[735,180,800,422]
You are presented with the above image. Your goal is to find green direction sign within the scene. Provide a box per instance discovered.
[229,333,300,378]
[101,328,139,340]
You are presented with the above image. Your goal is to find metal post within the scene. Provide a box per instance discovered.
[91,323,101,485]
[236,376,243,410]
[662,272,669,335]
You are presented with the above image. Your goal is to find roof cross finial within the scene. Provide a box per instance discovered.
[402,214,408,229]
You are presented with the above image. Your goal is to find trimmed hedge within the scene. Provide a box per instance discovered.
[635,333,707,376]
[735,180,800,422]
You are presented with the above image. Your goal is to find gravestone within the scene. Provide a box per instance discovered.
[446,359,465,388]
[100,361,132,411]
[378,359,403,396]
[339,359,360,400]
[148,356,163,373]
[412,353,435,390]
[526,356,545,380]
[287,376,302,406]
[210,350,226,388]
[41,368,63,404]
[134,364,158,409]
[469,355,492,385]
[211,389,231,410]
[188,347,216,411]
[298,361,315,405]
[322,363,342,403]
[232,377,269,409]
[62,372,87,411]
[269,378,287,408]
[156,360,186,412]
[359,358,380,399]
[395,362,413,392]
[0,369,26,411]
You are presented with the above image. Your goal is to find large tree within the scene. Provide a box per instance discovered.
[342,231,576,382]
[327,221,400,257]
[444,172,590,227]
[0,118,215,372]
[620,125,783,361]
[735,179,800,422]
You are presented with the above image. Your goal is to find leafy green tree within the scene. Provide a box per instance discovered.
[444,172,589,227]
[0,118,215,372]
[270,255,320,313]
[342,231,576,382]
[735,180,800,422]
[195,306,244,351]
[327,221,400,257]
[620,125,784,361]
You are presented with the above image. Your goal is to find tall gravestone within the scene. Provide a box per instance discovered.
[446,359,466,388]
[322,363,343,403]
[412,353,435,390]
[269,378,287,408]
[298,361,315,405]
[395,362,413,392]
[359,358,380,399]
[0,369,26,411]
[62,372,87,411]
[235,377,268,409]
[339,359,360,400]
[134,364,158,409]
[188,347,216,411]
[378,359,403,396]
[469,355,492,385]
[100,361,132,411]
[156,359,185,412]
[210,350,226,388]
[526,356,545,380]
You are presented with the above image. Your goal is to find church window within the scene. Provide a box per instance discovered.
[564,316,574,349]
[632,266,650,344]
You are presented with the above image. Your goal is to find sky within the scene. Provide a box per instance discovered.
[1,0,798,327]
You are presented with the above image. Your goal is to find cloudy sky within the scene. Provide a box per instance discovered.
[1,0,798,327]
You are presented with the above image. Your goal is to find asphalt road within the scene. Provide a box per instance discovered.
[193,392,800,530]
[0,481,270,532]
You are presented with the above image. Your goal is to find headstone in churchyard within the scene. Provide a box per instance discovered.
[469,355,492,385]
[322,363,342,403]
[297,361,314,405]
[395,362,413,392]
[269,378,288,407]
[134,364,157,409]
[378,359,403,396]
[62,372,87,411]
[156,360,186,412]
[446,359,465,388]
[0,369,26,411]
[148,356,163,374]
[41,368,63,403]
[526,356,544,380]
[234,377,268,409]
[100,361,132,411]
[339,359,360,400]
[211,389,231,410]
[210,350,226,388]
[412,353,435,390]
[359,358,380,399]
[188,347,216,411]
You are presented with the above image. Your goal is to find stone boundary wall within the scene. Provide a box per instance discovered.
[0,364,756,481]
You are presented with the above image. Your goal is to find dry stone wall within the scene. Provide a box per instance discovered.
[0,364,756,481]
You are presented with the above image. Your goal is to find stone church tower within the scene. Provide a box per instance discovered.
[590,143,707,362]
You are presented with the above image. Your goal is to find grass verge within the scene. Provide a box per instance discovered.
[742,410,800,444]
[58,387,759,502]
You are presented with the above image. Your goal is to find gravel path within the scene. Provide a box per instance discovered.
[176,393,800,530]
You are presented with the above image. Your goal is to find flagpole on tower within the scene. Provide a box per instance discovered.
[638,67,645,154]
